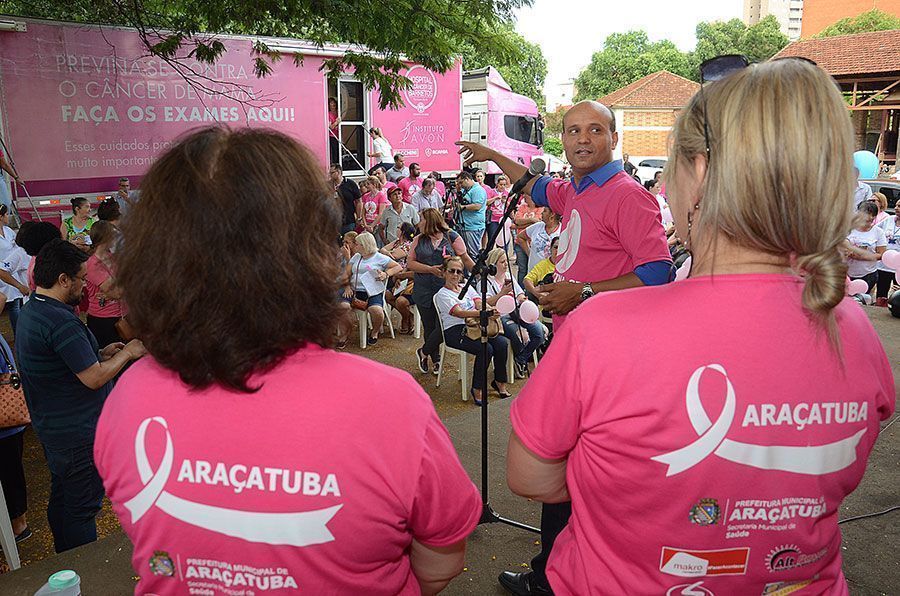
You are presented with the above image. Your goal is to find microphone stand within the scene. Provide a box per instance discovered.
[458,189,539,534]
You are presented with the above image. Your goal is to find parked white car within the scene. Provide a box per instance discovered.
[636,159,666,184]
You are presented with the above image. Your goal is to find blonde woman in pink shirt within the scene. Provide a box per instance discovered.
[506,59,894,594]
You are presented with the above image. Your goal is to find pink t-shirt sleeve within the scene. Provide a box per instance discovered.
[544,178,569,215]
[408,412,481,546]
[615,188,673,267]
[510,321,584,460]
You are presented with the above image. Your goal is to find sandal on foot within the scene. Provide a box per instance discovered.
[491,380,512,399]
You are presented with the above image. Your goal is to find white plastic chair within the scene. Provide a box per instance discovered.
[434,294,471,402]
[354,302,394,349]
[0,479,20,570]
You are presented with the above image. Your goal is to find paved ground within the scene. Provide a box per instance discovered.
[0,307,897,594]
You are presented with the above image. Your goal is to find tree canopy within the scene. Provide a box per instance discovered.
[2,0,534,108]
[460,24,547,109]
[573,16,789,101]
[818,9,900,37]
[542,137,563,158]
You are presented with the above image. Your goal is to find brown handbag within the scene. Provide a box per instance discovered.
[0,342,29,428]
[349,258,370,310]
[464,314,502,340]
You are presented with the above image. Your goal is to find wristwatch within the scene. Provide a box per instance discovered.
[581,283,594,302]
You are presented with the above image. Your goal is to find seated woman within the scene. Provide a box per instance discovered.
[95,127,481,595]
[60,197,95,251]
[344,231,401,344]
[484,248,544,378]
[844,200,887,293]
[335,231,359,349]
[505,58,894,595]
[434,255,511,405]
[382,222,417,334]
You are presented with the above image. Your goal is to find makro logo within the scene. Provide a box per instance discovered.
[403,66,437,114]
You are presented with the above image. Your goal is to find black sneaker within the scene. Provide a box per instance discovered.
[432,361,440,376]
[416,348,429,373]
[515,361,528,379]
[15,526,32,543]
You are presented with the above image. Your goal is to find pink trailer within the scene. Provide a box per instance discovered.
[462,67,543,179]
[0,17,464,224]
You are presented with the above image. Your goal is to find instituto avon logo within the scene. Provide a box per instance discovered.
[403,66,437,114]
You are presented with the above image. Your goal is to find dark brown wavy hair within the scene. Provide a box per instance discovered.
[117,127,341,392]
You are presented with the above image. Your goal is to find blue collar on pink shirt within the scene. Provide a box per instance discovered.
[573,159,624,194]
[531,160,625,206]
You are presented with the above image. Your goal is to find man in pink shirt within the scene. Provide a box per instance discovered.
[457,101,672,595]
[398,162,423,203]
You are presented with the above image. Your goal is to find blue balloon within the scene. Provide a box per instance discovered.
[853,151,879,179]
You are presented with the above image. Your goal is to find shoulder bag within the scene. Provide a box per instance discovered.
[350,258,369,311]
[0,340,29,428]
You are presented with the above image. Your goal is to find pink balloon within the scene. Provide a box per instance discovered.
[881,249,900,270]
[519,300,540,324]
[496,294,516,316]
[847,279,869,296]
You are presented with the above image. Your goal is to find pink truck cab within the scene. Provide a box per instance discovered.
[462,67,544,179]
[0,17,465,224]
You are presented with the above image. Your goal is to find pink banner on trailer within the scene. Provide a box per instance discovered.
[373,62,463,173]
[0,22,326,184]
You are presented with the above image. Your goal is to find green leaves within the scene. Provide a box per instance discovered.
[574,17,790,102]
[2,0,535,107]
[459,23,548,109]
[818,9,900,37]
[543,137,563,158]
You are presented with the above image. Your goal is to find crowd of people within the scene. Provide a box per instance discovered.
[0,57,895,596]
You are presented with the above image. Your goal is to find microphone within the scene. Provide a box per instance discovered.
[509,158,547,195]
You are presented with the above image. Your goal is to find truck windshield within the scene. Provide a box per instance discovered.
[504,115,540,147]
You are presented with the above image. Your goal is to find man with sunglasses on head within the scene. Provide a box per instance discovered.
[457,100,672,596]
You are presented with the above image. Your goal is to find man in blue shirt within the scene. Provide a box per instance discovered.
[16,239,145,553]
[454,171,488,261]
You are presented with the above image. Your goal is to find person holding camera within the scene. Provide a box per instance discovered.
[453,171,487,262]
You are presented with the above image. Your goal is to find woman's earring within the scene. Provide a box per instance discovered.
[685,201,700,251]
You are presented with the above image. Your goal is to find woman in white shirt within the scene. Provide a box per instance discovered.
[876,209,899,305]
[367,128,394,175]
[344,232,401,344]
[844,201,887,292]
[434,255,511,405]
[484,248,544,378]
[0,205,30,334]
